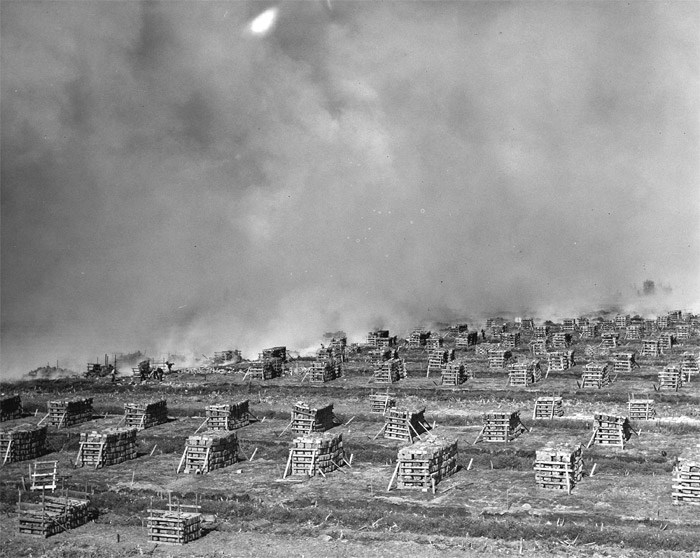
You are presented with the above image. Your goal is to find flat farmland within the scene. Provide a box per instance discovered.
[1,337,699,557]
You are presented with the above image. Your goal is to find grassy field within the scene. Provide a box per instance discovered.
[1,334,699,557]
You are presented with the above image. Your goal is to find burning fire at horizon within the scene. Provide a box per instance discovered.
[247,7,278,37]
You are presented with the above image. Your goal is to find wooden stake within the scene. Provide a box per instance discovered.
[589,463,597,477]
[386,462,400,492]
[249,448,258,461]
[467,458,473,471]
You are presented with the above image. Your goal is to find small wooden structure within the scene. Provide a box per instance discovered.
[680,352,699,381]
[427,349,450,376]
[283,432,346,478]
[45,398,93,428]
[374,358,406,383]
[534,444,583,494]
[551,333,572,349]
[601,332,620,349]
[283,402,337,435]
[441,361,469,386]
[673,446,700,505]
[529,338,547,357]
[488,349,512,370]
[641,339,661,357]
[122,399,168,430]
[75,428,137,469]
[375,408,430,442]
[30,460,58,492]
[659,332,676,352]
[533,325,549,339]
[1,424,47,465]
[473,411,527,444]
[658,365,683,391]
[205,401,253,430]
[612,352,638,374]
[628,397,655,420]
[244,357,283,381]
[562,319,577,332]
[309,360,342,383]
[547,350,575,372]
[388,436,458,492]
[177,430,239,474]
[508,360,542,387]
[368,393,396,414]
[0,395,22,422]
[18,494,92,537]
[147,505,202,545]
[587,414,635,449]
[500,332,520,349]
[533,397,564,419]
[625,325,643,340]
[580,362,612,389]
[579,324,598,339]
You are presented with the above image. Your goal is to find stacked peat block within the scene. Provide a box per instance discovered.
[262,346,287,362]
[374,358,405,384]
[427,349,450,375]
[626,325,643,341]
[508,360,542,387]
[179,430,239,474]
[601,332,620,349]
[500,332,520,349]
[393,437,458,491]
[310,360,342,383]
[673,446,700,504]
[588,414,633,448]
[533,325,549,340]
[488,349,512,370]
[455,331,478,348]
[285,432,345,477]
[552,333,572,350]
[612,352,637,374]
[425,336,444,351]
[475,342,501,357]
[474,411,527,443]
[76,428,137,469]
[658,365,683,391]
[205,401,251,430]
[291,402,336,434]
[579,323,598,339]
[123,399,168,430]
[615,315,630,329]
[580,362,612,388]
[408,329,430,349]
[628,398,655,420]
[676,324,691,341]
[328,337,347,362]
[529,338,547,357]
[18,496,92,537]
[659,332,676,352]
[0,395,22,422]
[562,319,577,333]
[547,350,575,372]
[47,398,93,428]
[680,352,699,382]
[369,393,396,414]
[441,361,469,386]
[367,330,397,349]
[246,356,283,380]
[147,507,202,545]
[382,408,429,442]
[534,444,584,493]
[641,339,661,357]
[533,397,564,419]
[0,424,47,464]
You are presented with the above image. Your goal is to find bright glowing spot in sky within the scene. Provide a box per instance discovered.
[249,7,278,36]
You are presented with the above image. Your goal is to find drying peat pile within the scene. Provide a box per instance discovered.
[1,309,700,557]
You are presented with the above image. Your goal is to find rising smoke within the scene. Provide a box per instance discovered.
[1,1,698,376]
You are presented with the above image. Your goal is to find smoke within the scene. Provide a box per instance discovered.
[2,1,699,376]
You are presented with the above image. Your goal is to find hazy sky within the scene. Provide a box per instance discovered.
[2,1,699,375]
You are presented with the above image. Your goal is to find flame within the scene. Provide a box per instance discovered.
[248,7,278,37]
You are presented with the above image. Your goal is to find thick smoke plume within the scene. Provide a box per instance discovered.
[2,1,699,376]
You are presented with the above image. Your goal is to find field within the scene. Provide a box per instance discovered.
[1,330,699,557]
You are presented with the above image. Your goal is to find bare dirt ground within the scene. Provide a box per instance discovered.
[1,335,699,557]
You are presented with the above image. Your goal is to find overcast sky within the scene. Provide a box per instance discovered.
[1,1,698,376]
